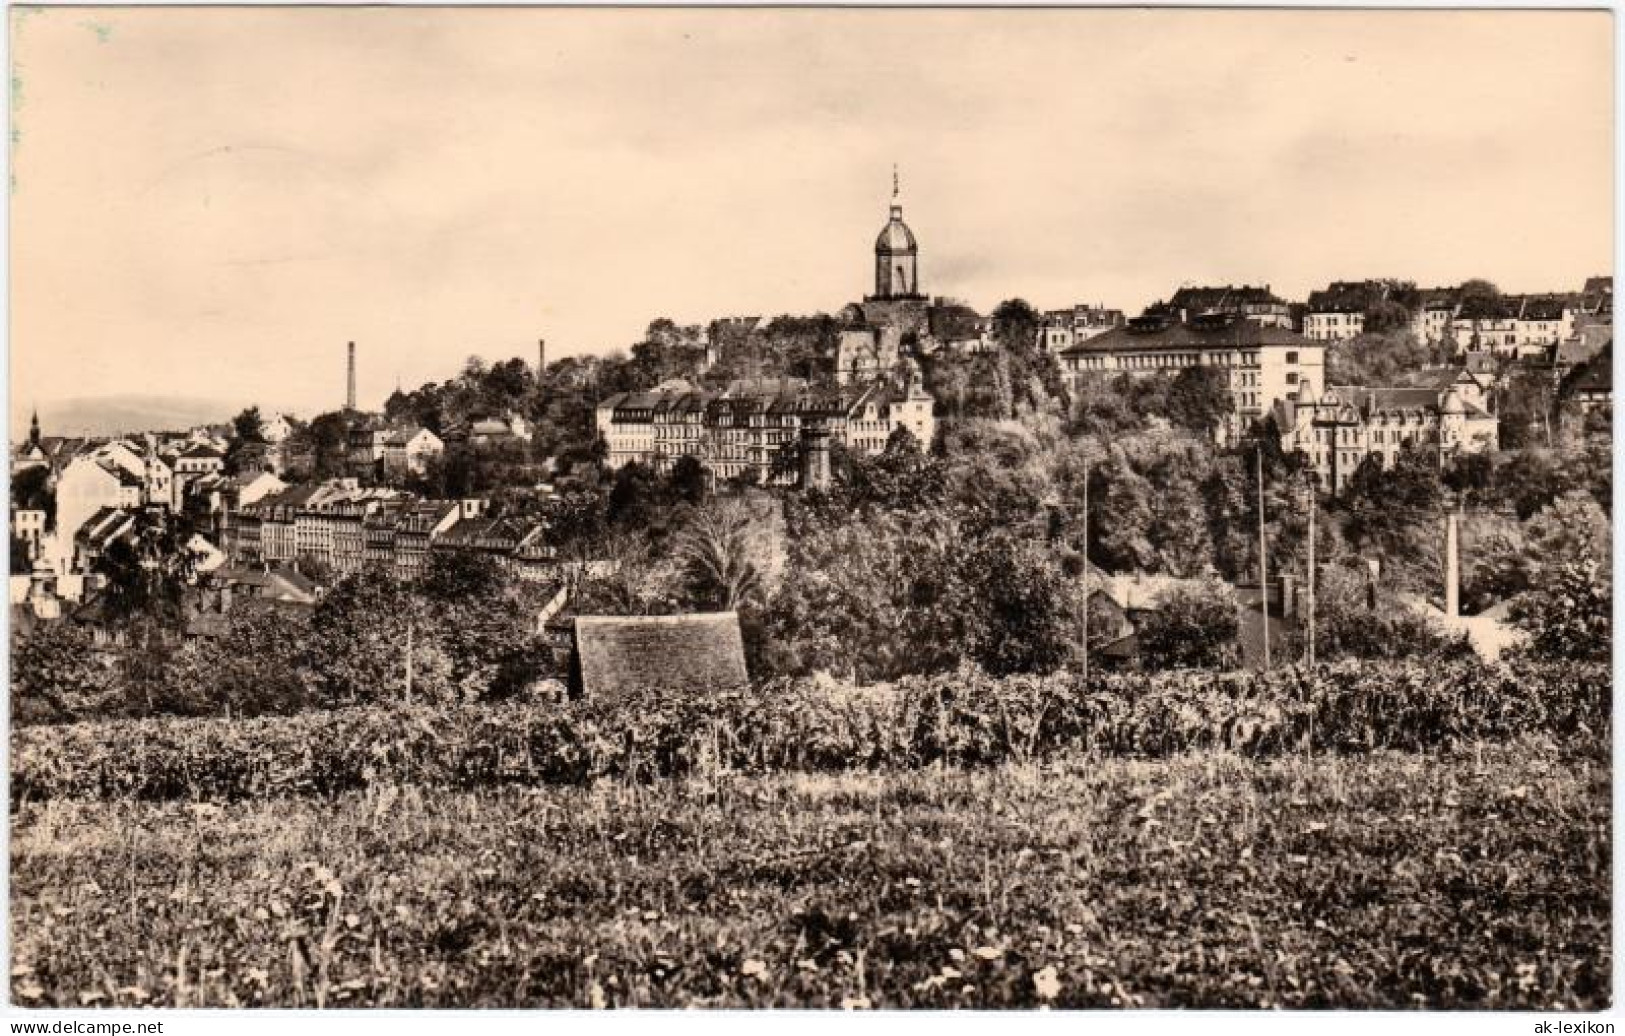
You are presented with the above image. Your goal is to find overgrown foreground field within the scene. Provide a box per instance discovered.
[12,741,1609,1009]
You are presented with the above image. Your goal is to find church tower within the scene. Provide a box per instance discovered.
[871,167,921,301]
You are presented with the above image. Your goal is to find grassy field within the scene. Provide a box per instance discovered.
[10,738,1609,1009]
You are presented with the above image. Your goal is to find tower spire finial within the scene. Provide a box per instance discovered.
[892,163,899,200]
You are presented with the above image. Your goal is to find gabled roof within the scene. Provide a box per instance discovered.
[1407,367,1485,393]
[77,507,138,548]
[571,612,749,699]
[180,443,225,459]
[383,426,436,447]
[435,514,530,548]
[210,563,320,603]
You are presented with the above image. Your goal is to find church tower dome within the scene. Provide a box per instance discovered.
[872,166,921,300]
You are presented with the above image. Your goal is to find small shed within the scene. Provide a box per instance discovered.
[569,612,749,700]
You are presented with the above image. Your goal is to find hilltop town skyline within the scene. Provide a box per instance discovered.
[9,7,1611,421]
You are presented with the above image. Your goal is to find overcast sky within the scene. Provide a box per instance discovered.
[9,7,1613,418]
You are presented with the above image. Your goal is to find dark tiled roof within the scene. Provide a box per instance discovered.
[1306,281,1386,314]
[1518,294,1568,321]
[1456,296,1516,320]
[1059,315,1310,356]
[1167,285,1286,312]
[572,612,749,699]
[1407,367,1485,392]
[1557,336,1606,368]
[1418,287,1460,309]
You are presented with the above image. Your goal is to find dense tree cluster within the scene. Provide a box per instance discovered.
[14,293,1613,723]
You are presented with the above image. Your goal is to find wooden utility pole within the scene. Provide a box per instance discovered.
[404,616,415,707]
[1305,476,1316,668]
[1257,446,1271,671]
[1080,454,1090,682]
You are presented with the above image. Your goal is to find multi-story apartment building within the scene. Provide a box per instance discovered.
[596,375,935,483]
[1513,294,1569,352]
[238,483,469,579]
[1273,370,1499,494]
[254,484,320,563]
[1040,304,1127,354]
[1411,288,1460,345]
[426,509,555,581]
[392,500,464,581]
[382,427,444,477]
[54,455,146,545]
[173,443,225,480]
[1057,312,1324,437]
[1451,297,1520,355]
[1147,285,1294,329]
[363,499,406,571]
[1302,280,1412,342]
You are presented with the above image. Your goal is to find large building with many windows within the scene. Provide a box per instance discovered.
[596,374,934,484]
[1057,312,1324,437]
[1272,370,1499,493]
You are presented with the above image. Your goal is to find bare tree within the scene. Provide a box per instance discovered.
[671,496,779,612]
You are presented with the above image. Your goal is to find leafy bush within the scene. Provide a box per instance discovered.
[12,659,1607,804]
[1135,579,1240,670]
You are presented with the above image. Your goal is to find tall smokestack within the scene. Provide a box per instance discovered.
[1444,513,1460,618]
[346,341,357,411]
[538,338,546,379]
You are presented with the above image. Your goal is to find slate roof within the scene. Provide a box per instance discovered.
[1417,287,1461,310]
[1166,285,1286,312]
[1557,336,1606,368]
[1306,281,1386,314]
[571,612,749,699]
[1456,296,1517,321]
[1407,367,1483,393]
[210,564,320,603]
[1333,385,1492,420]
[1517,294,1568,321]
[1059,314,1310,357]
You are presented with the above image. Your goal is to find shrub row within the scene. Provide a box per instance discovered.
[11,658,1609,803]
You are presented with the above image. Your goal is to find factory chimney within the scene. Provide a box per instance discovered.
[346,341,357,412]
[538,338,546,379]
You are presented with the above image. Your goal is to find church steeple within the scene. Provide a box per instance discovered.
[871,166,920,301]
[29,407,39,448]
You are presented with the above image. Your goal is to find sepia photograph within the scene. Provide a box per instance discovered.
[4,3,1615,1018]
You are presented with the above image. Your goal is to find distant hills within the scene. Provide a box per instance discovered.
[15,394,244,442]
